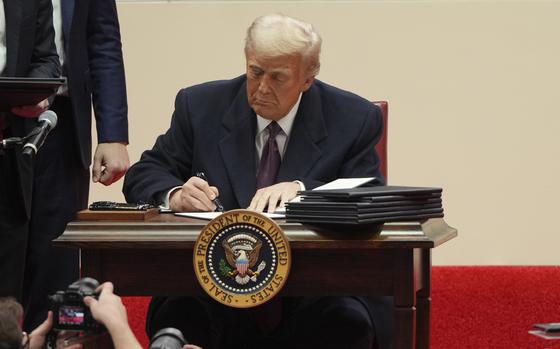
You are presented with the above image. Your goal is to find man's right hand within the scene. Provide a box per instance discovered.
[169,176,220,212]
[83,282,127,333]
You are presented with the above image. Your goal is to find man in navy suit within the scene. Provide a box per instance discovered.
[124,14,390,349]
[21,0,129,331]
[0,0,60,301]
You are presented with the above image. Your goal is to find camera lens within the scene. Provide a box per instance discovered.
[149,328,187,349]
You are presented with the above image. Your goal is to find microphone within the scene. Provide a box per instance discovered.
[22,110,58,156]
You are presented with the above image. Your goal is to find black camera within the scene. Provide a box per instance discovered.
[150,328,188,349]
[48,277,102,332]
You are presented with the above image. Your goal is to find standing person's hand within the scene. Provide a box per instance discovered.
[83,282,143,349]
[92,143,130,185]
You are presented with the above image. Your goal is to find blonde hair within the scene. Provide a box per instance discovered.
[245,14,322,76]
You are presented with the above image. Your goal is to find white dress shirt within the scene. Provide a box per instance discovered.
[51,0,66,67]
[0,0,6,75]
[255,93,302,165]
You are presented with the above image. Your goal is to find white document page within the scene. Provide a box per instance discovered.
[313,177,377,191]
[275,177,378,213]
[175,212,285,220]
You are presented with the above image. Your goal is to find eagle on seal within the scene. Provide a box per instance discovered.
[222,233,266,285]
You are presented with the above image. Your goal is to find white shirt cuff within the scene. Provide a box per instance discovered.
[160,186,182,209]
[294,180,305,192]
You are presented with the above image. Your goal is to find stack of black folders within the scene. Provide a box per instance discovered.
[285,186,444,227]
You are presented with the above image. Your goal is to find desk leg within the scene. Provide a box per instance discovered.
[394,249,417,349]
[416,250,431,349]
[395,306,416,349]
[416,297,430,349]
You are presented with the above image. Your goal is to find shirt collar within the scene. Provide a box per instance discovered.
[256,93,302,137]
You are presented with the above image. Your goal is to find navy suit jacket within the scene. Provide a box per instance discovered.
[124,75,384,210]
[61,0,128,168]
[2,0,60,218]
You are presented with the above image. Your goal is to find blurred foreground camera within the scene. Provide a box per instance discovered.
[48,277,102,332]
[150,328,188,349]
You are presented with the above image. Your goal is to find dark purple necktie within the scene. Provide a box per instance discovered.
[257,121,282,189]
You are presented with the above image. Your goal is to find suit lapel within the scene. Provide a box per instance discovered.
[277,84,327,182]
[219,83,258,208]
[4,0,23,76]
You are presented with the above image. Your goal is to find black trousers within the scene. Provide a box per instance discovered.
[147,296,394,349]
[21,96,89,331]
[0,136,30,300]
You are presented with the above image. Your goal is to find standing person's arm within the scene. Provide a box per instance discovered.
[87,0,129,186]
[27,0,60,79]
[11,0,60,118]
[83,282,142,349]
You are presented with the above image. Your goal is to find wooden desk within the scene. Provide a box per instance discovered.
[55,214,456,349]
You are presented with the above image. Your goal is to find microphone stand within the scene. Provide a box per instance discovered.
[0,127,41,150]
[0,136,24,149]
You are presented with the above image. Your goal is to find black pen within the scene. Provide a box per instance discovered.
[195,171,224,212]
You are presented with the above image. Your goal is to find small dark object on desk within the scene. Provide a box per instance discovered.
[89,201,154,211]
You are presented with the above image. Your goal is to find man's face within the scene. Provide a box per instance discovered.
[246,51,314,121]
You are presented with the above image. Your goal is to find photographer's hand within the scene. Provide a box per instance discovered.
[29,312,82,349]
[83,282,127,330]
[83,282,142,349]
[28,311,52,349]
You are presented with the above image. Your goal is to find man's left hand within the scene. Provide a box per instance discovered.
[92,143,130,186]
[28,311,82,349]
[248,181,299,213]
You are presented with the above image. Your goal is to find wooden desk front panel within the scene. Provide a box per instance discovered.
[82,248,420,297]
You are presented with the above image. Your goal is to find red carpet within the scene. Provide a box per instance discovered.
[123,266,560,348]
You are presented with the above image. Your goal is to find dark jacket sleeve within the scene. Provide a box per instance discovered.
[26,0,60,79]
[123,90,193,204]
[87,0,128,143]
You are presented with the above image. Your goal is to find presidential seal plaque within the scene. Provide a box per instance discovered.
[193,209,291,308]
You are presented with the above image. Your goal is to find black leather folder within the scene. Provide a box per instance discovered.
[299,185,442,199]
[300,194,441,204]
[286,203,442,215]
[287,207,443,219]
[287,198,442,211]
[287,185,445,226]
[286,212,444,225]
[0,77,66,111]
